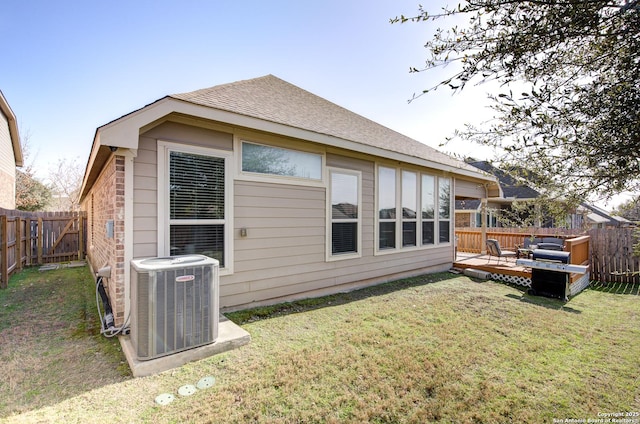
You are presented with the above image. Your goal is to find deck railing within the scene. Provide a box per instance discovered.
[455,227,639,284]
[455,227,577,254]
[565,235,590,266]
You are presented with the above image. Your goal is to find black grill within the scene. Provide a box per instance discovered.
[529,249,571,300]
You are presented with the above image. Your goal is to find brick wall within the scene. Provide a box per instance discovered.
[455,212,472,227]
[83,155,126,325]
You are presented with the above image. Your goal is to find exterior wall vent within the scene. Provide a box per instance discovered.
[130,255,219,360]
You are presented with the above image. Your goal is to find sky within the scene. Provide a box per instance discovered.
[0,0,629,209]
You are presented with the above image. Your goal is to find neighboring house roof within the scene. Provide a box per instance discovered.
[580,203,631,227]
[455,199,481,211]
[466,160,540,199]
[82,75,497,199]
[0,90,23,167]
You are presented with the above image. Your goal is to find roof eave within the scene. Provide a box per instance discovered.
[81,97,497,199]
[166,98,498,183]
[0,91,23,167]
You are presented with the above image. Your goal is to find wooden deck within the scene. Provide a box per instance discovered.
[454,252,532,278]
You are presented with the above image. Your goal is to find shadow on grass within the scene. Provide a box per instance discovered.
[590,280,640,295]
[225,272,462,325]
[504,292,582,314]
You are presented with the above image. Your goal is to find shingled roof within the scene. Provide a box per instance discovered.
[169,75,483,174]
[466,160,540,199]
[83,75,497,200]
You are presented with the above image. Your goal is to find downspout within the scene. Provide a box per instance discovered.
[117,148,137,323]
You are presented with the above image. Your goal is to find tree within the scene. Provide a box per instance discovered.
[47,157,84,211]
[613,195,640,221]
[15,130,52,211]
[15,168,51,211]
[392,1,639,202]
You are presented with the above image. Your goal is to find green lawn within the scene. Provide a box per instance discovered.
[1,267,639,423]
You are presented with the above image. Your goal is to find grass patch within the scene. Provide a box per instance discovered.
[0,265,130,417]
[1,271,639,423]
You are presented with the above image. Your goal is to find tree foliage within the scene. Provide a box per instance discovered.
[393,0,640,201]
[613,195,640,221]
[16,168,51,211]
[47,157,84,211]
[14,131,51,211]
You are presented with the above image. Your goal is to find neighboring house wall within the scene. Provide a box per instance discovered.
[0,107,16,209]
[84,155,126,324]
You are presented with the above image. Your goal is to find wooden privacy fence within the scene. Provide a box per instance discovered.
[455,227,640,284]
[589,227,640,284]
[0,208,87,288]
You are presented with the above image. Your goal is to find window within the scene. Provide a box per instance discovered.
[402,171,417,247]
[241,141,322,180]
[421,175,435,245]
[439,178,451,243]
[378,166,396,250]
[376,165,452,253]
[158,142,232,271]
[328,169,361,258]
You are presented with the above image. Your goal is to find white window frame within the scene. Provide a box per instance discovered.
[402,170,418,248]
[438,177,452,244]
[157,141,234,275]
[375,164,452,255]
[376,165,399,252]
[235,137,325,187]
[326,167,362,261]
[421,174,436,246]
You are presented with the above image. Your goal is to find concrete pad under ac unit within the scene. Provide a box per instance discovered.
[463,268,492,280]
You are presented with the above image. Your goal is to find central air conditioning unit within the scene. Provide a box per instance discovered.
[130,255,219,361]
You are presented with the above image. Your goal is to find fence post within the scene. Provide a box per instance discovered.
[1,215,7,289]
[78,215,84,260]
[15,217,22,271]
[37,217,43,265]
[25,218,31,266]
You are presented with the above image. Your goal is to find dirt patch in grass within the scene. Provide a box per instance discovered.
[0,266,130,417]
[1,270,639,423]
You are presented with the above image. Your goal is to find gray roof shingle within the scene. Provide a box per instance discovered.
[169,75,484,174]
[467,160,540,199]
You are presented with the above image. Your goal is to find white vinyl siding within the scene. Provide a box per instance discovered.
[0,111,16,209]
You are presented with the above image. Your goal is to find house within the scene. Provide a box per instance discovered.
[456,160,624,230]
[0,90,23,209]
[578,203,632,228]
[455,160,540,228]
[80,75,498,371]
